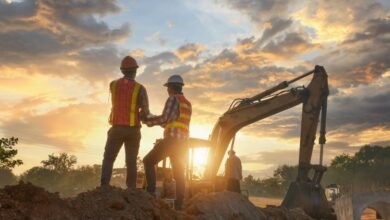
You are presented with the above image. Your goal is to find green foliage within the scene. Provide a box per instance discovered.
[21,156,102,197]
[324,145,390,192]
[0,137,23,169]
[273,165,298,190]
[20,166,61,192]
[242,145,390,197]
[41,153,77,173]
[0,168,17,187]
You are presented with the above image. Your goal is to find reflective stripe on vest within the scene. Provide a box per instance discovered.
[110,78,141,126]
[165,95,192,132]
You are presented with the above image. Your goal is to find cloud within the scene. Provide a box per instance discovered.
[0,0,130,82]
[344,18,390,43]
[1,102,106,150]
[259,17,293,43]
[145,31,167,46]
[222,0,292,27]
[0,0,37,22]
[311,21,390,87]
[293,0,387,43]
[262,32,320,58]
[175,43,205,61]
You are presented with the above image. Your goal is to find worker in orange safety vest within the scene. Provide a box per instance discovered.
[143,75,191,210]
[101,56,151,189]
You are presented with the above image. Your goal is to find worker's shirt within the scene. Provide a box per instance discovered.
[110,77,150,126]
[225,156,243,180]
[145,93,188,139]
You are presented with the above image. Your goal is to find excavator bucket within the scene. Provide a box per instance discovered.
[282,181,335,219]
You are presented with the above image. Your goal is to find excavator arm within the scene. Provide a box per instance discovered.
[203,65,328,180]
[188,65,333,218]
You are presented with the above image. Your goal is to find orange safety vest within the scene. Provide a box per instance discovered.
[165,94,192,136]
[110,78,141,126]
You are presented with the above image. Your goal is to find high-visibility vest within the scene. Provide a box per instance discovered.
[110,78,141,126]
[165,94,192,136]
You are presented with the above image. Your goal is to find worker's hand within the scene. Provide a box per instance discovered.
[146,113,156,119]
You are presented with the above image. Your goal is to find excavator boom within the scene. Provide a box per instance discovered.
[203,66,328,180]
[188,65,333,218]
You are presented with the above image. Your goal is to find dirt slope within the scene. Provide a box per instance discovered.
[0,182,312,220]
[184,191,312,220]
[0,182,190,220]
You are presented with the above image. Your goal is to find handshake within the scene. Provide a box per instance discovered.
[144,113,156,127]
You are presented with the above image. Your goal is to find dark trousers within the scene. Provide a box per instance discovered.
[227,178,241,193]
[101,126,141,188]
[143,138,187,209]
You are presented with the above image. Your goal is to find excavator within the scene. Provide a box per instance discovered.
[185,65,334,219]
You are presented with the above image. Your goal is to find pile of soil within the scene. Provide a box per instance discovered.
[0,182,190,220]
[185,192,265,219]
[1,182,313,220]
[184,192,313,220]
[260,205,313,220]
[70,185,191,220]
[0,182,76,219]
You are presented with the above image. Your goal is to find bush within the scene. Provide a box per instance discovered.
[0,168,17,187]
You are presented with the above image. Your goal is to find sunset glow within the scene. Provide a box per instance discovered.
[0,0,389,178]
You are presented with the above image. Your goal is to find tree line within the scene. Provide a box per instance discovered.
[241,145,390,197]
[1,137,389,198]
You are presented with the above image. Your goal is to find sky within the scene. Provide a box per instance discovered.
[0,0,389,178]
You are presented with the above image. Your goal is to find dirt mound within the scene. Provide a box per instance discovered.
[184,191,266,219]
[1,182,313,220]
[70,185,191,220]
[0,182,190,220]
[260,205,313,220]
[184,192,313,220]
[0,181,76,219]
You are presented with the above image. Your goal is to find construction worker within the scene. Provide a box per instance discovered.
[101,56,150,189]
[143,75,191,210]
[224,150,242,193]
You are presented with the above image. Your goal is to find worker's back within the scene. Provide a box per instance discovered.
[110,78,143,126]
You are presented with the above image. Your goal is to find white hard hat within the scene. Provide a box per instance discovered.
[164,75,184,86]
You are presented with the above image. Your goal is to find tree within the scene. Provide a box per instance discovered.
[41,153,77,173]
[0,137,23,169]
[0,168,17,187]
[20,166,61,192]
[273,165,298,190]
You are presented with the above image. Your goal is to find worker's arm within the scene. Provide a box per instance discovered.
[138,85,151,122]
[145,96,179,127]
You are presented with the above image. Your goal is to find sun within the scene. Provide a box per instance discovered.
[189,147,209,178]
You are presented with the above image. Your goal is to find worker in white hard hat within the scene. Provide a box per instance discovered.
[143,74,191,210]
[224,150,242,193]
